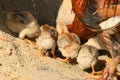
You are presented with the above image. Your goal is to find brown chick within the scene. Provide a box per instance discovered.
[77,45,100,77]
[36,24,58,58]
[57,22,81,63]
[6,10,40,40]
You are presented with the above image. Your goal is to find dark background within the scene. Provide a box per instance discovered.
[0,0,63,27]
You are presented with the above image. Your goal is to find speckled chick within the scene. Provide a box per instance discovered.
[6,10,40,39]
[57,22,80,62]
[77,44,99,75]
[36,24,58,58]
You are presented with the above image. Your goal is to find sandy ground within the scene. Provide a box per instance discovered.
[0,0,120,80]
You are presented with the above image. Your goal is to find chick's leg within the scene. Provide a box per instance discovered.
[87,63,103,79]
[91,64,103,75]
[38,47,44,57]
[57,57,70,64]
[106,58,113,63]
[23,38,36,46]
[51,45,56,59]
[62,57,70,63]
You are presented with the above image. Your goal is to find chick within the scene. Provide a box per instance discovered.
[77,45,100,76]
[36,24,58,58]
[6,10,40,40]
[57,22,81,63]
[80,16,120,80]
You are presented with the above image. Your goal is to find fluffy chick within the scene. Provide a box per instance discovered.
[6,10,40,39]
[79,16,120,80]
[36,24,58,58]
[77,45,99,76]
[57,22,81,63]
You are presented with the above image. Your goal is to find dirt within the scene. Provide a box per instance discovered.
[0,0,119,80]
[0,28,90,80]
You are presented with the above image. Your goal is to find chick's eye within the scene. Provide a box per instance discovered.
[36,30,41,38]
[16,13,27,24]
[50,29,58,40]
[50,29,55,35]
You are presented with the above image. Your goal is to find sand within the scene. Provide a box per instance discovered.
[0,0,119,80]
[0,30,90,80]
